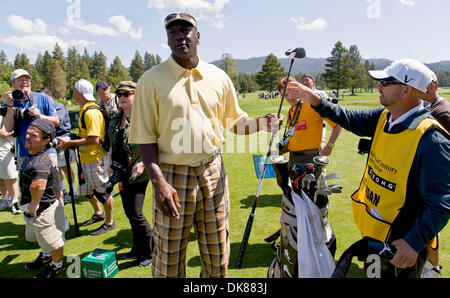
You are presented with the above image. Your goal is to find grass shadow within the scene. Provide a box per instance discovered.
[239,194,282,209]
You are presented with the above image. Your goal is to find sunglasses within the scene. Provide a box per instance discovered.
[165,13,197,27]
[116,91,134,98]
[379,80,407,87]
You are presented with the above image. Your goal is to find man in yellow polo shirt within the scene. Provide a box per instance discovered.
[129,12,283,278]
[57,79,115,236]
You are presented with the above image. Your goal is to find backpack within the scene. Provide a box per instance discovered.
[80,104,111,152]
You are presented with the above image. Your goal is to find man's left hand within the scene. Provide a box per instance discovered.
[390,239,418,269]
[27,201,39,217]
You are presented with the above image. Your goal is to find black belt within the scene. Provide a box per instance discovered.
[24,200,57,218]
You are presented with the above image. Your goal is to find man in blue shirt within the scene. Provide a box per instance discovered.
[3,69,59,169]
[286,59,449,278]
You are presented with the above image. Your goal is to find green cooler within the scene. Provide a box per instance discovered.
[82,249,119,278]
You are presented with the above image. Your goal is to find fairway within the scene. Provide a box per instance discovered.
[0,89,448,278]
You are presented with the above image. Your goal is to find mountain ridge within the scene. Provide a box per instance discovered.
[210,57,450,76]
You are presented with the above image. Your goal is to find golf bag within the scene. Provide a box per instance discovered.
[266,155,341,278]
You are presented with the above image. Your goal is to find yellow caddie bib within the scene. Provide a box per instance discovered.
[351,109,441,242]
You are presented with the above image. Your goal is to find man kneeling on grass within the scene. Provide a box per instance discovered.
[21,118,66,278]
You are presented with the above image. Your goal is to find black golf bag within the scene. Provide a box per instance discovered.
[266,155,341,278]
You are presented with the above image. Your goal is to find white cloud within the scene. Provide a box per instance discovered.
[291,17,327,32]
[147,0,230,29]
[65,15,143,40]
[107,15,143,40]
[6,15,48,35]
[1,34,95,53]
[1,15,96,55]
[399,0,415,7]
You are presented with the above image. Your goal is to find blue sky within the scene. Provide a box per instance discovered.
[1,0,449,67]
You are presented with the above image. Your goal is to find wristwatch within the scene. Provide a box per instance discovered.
[328,142,335,148]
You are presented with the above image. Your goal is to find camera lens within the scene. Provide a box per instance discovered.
[12,90,25,100]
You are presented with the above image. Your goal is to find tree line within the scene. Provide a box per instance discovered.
[0,44,161,101]
[220,41,450,97]
[1,41,448,102]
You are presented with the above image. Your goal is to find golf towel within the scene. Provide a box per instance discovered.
[293,190,335,278]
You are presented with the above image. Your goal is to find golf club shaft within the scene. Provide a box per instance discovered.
[235,59,295,269]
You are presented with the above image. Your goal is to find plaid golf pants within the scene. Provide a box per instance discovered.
[152,154,230,278]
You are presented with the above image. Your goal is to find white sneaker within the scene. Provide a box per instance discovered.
[421,260,442,278]
[0,197,12,211]
[11,201,22,215]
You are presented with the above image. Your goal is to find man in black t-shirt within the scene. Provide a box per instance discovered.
[20,118,66,278]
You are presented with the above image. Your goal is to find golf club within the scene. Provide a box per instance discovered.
[235,47,306,269]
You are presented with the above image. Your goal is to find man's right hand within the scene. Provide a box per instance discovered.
[155,182,181,219]
[5,91,13,104]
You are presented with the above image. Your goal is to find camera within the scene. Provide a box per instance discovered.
[0,104,33,119]
[12,89,25,100]
[48,133,80,149]
[102,161,128,194]
[358,138,372,155]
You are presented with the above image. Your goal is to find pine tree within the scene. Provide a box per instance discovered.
[107,56,130,89]
[52,43,66,71]
[348,45,367,95]
[143,52,156,71]
[48,59,67,99]
[129,50,145,82]
[322,41,352,98]
[256,53,287,92]
[90,51,108,81]
[219,53,239,91]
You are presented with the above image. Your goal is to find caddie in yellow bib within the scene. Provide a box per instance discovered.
[352,110,444,242]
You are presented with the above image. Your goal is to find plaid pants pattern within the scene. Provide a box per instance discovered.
[152,154,230,278]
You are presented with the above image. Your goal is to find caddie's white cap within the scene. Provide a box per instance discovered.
[11,69,32,82]
[369,59,433,93]
[74,79,96,101]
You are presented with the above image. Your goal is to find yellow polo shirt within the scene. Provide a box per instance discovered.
[78,102,107,163]
[286,102,337,152]
[129,55,248,166]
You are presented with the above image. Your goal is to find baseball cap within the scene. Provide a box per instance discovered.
[11,69,32,82]
[74,79,96,102]
[29,118,56,139]
[368,59,433,93]
[115,81,137,91]
[164,12,197,29]
[96,80,110,91]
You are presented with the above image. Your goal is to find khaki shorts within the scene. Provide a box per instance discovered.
[0,151,18,179]
[57,149,76,168]
[24,200,66,253]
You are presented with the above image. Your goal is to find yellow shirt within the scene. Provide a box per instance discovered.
[78,102,107,163]
[129,55,248,166]
[286,102,337,152]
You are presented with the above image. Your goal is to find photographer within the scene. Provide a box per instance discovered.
[108,81,152,267]
[3,69,59,171]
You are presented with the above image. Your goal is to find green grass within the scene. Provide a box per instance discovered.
[0,89,448,278]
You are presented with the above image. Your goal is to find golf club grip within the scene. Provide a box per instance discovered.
[235,212,255,269]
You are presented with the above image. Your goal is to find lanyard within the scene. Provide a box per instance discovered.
[283,101,302,138]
